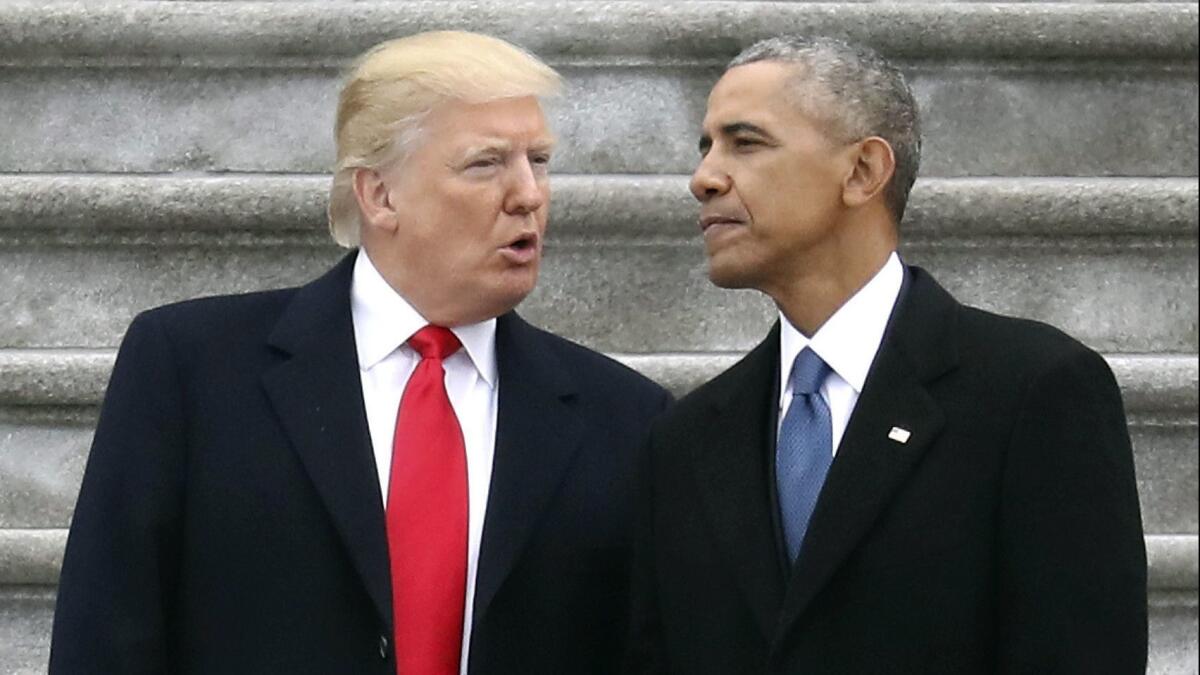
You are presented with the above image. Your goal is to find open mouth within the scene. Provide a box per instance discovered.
[500,232,540,263]
[506,233,538,251]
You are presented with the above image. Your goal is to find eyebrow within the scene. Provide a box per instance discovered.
[722,122,771,137]
[698,121,773,152]
[462,136,558,158]
[462,139,512,157]
[530,137,558,153]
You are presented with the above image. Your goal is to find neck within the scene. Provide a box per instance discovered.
[768,218,897,337]
[360,244,488,327]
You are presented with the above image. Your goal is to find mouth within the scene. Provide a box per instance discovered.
[699,214,746,234]
[499,232,541,264]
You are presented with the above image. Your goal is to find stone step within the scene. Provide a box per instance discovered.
[0,534,1193,672]
[0,350,1195,534]
[4,174,1195,236]
[0,588,54,675]
[2,350,1195,411]
[7,2,1190,60]
[1,62,1193,177]
[0,4,1195,176]
[1,175,1196,353]
[3,2,1192,61]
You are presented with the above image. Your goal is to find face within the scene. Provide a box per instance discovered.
[369,95,554,325]
[691,61,857,292]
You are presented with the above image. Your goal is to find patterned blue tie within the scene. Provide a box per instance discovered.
[776,348,834,564]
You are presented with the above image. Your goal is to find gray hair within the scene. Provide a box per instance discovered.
[729,36,921,223]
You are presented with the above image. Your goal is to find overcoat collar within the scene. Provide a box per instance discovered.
[772,266,960,650]
[691,322,789,642]
[471,312,583,625]
[260,251,393,627]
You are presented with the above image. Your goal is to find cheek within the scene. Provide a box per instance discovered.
[732,167,776,221]
[437,187,502,237]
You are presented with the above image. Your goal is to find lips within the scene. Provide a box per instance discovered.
[506,232,537,250]
[700,214,746,233]
[499,231,540,264]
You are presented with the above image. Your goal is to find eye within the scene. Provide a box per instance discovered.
[733,136,762,149]
[466,156,500,170]
[530,153,551,166]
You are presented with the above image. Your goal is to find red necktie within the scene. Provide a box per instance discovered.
[387,325,467,675]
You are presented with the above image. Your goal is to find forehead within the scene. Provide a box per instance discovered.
[703,61,804,131]
[423,95,552,145]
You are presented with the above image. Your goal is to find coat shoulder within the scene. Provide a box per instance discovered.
[521,321,671,404]
[133,285,295,336]
[954,304,1109,379]
[904,267,1106,383]
[129,287,300,358]
[654,344,770,439]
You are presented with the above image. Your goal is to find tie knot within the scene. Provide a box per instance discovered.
[790,348,830,395]
[408,325,461,361]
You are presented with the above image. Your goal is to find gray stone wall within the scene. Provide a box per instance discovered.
[1,2,1196,672]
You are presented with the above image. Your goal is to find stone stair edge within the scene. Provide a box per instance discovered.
[1,175,1195,238]
[0,528,1192,588]
[0,349,1195,411]
[613,353,1200,413]
[0,2,1196,63]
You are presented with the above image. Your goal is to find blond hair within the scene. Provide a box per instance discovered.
[328,31,563,247]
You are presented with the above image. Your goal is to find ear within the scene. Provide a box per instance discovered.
[842,136,895,209]
[352,167,400,234]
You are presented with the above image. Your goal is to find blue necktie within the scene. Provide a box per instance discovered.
[776,348,834,564]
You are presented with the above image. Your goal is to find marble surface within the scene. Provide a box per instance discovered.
[0,64,1195,176]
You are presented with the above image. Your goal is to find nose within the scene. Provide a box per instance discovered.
[504,157,547,215]
[689,154,731,203]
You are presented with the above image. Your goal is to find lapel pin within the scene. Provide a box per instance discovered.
[888,426,912,444]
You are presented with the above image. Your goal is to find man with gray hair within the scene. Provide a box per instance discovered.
[51,31,670,674]
[626,36,1146,673]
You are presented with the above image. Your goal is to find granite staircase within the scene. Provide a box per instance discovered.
[0,1,1196,672]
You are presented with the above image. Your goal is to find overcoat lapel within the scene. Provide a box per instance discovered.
[690,324,787,642]
[773,268,959,645]
[260,252,392,627]
[472,313,584,623]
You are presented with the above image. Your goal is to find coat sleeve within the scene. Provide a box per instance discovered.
[49,311,187,674]
[996,346,1148,672]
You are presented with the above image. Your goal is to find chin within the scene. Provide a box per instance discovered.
[706,262,755,290]
[481,277,538,318]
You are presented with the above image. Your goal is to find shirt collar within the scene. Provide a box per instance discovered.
[779,251,904,396]
[350,248,498,388]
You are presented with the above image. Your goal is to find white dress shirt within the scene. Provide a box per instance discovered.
[778,251,904,454]
[350,249,496,674]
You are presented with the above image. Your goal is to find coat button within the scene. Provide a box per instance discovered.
[378,634,389,660]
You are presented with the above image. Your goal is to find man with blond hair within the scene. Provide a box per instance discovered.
[51,31,670,674]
